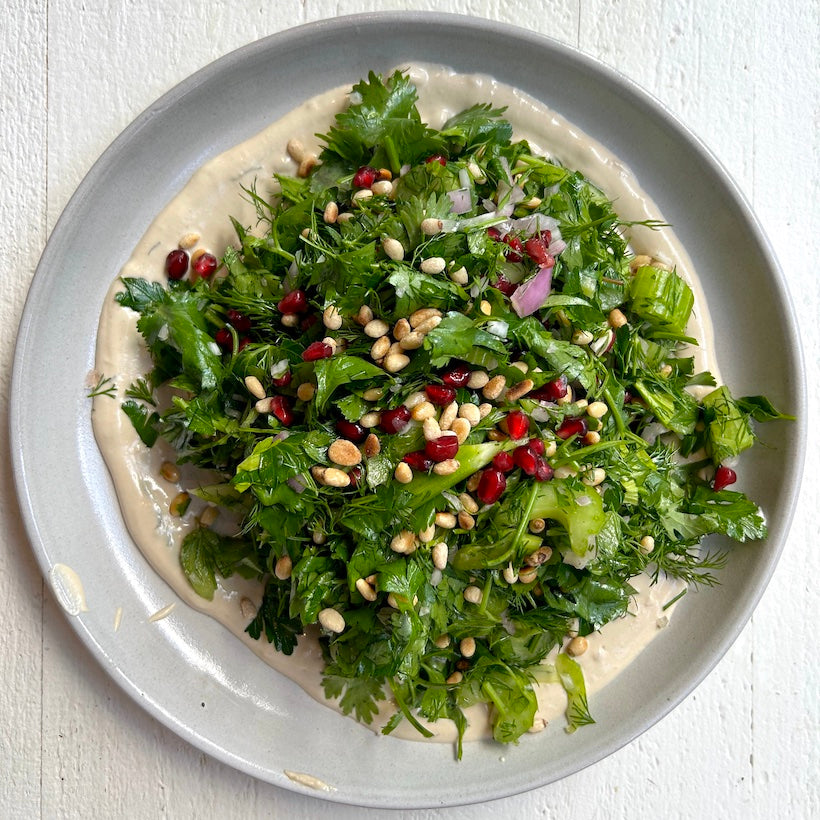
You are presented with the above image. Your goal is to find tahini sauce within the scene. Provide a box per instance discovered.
[93,63,715,742]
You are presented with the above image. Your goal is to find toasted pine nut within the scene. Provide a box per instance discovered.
[451,417,471,444]
[529,518,546,534]
[487,429,507,442]
[355,305,373,326]
[420,256,446,274]
[275,555,293,580]
[432,542,448,570]
[482,375,507,400]
[411,401,436,421]
[404,390,426,409]
[434,634,451,649]
[458,511,475,530]
[394,462,413,484]
[584,431,601,445]
[458,403,481,425]
[352,188,373,204]
[311,465,327,483]
[554,465,577,479]
[363,433,380,457]
[336,212,354,223]
[414,316,442,335]
[328,439,362,467]
[382,236,405,260]
[459,637,476,658]
[392,318,410,340]
[423,417,442,441]
[479,300,492,315]
[459,493,479,514]
[318,608,345,633]
[418,524,436,543]
[390,530,416,554]
[399,331,424,350]
[421,217,443,235]
[505,379,534,401]
[511,361,529,373]
[323,467,351,488]
[178,232,200,250]
[572,329,594,345]
[446,671,463,685]
[582,467,606,487]
[463,585,482,604]
[436,511,457,529]
[160,461,180,483]
[360,411,381,428]
[322,304,342,330]
[524,546,552,566]
[384,353,410,373]
[467,370,489,389]
[298,156,317,178]
[312,530,327,545]
[409,308,441,328]
[630,254,652,270]
[198,505,218,527]
[587,401,609,419]
[567,636,589,656]
[364,319,390,338]
[362,387,383,402]
[281,313,299,328]
[466,473,481,492]
[503,564,518,584]
[356,577,377,602]
[371,180,393,196]
[322,200,339,224]
[433,459,460,476]
[439,401,458,430]
[296,382,315,402]
[370,336,390,360]
[450,266,468,285]
[169,492,190,517]
[478,403,493,419]
[518,566,538,584]
[240,597,257,619]
[556,386,574,406]
[640,535,655,553]
[608,308,627,328]
[286,138,305,162]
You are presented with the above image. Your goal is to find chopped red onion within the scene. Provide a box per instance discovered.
[448,188,472,214]
[547,237,567,256]
[511,265,554,317]
[287,474,307,494]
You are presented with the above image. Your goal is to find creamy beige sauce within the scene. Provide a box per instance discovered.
[92,63,712,741]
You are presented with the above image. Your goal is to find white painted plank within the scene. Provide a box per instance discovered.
[0,0,48,816]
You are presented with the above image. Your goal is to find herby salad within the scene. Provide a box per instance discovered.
[111,70,787,754]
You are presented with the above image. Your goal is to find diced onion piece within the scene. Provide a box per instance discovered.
[448,187,472,214]
[511,265,554,317]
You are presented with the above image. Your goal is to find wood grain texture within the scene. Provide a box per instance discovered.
[2,0,818,817]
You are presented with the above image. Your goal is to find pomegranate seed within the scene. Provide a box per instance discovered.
[403,450,434,471]
[192,252,218,278]
[272,371,292,388]
[442,362,471,388]
[487,227,502,242]
[492,274,518,296]
[534,457,554,482]
[513,445,538,475]
[379,405,411,434]
[426,154,447,166]
[348,465,363,487]
[270,396,293,426]
[505,410,529,440]
[352,166,378,188]
[493,451,514,472]
[336,420,367,443]
[226,309,251,332]
[214,327,233,351]
[713,465,737,492]
[476,468,506,505]
[278,289,308,314]
[531,375,568,401]
[524,234,554,267]
[165,249,189,280]
[302,341,333,361]
[425,435,459,462]
[425,384,457,406]
[528,438,545,455]
[503,235,524,263]
[238,337,251,352]
[300,314,319,332]
[556,417,588,440]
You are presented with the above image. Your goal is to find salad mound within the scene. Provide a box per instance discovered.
[114,70,786,753]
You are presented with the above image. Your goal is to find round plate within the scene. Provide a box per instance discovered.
[10,12,805,809]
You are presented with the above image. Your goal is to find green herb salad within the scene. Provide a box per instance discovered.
[111,70,787,754]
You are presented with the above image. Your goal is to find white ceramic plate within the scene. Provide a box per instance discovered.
[11,13,805,809]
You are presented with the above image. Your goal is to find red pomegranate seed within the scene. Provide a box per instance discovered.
[270,396,293,426]
[505,410,529,440]
[534,457,554,482]
[403,450,434,471]
[272,371,292,388]
[513,444,538,475]
[487,227,502,242]
[226,309,251,332]
[336,420,367,443]
[528,438,545,455]
[493,451,514,472]
[524,235,554,267]
[379,405,411,434]
[214,327,233,351]
[300,314,319,332]
[425,384,457,406]
[492,274,518,296]
[556,417,588,440]
[713,465,737,491]
[426,154,447,166]
[442,363,471,388]
[192,252,218,278]
[503,235,524,263]
[352,166,378,188]
[238,337,251,352]
[278,289,308,314]
[302,341,333,361]
[348,465,363,487]
[476,468,506,505]
[531,375,568,402]
[165,249,189,280]
[425,434,459,462]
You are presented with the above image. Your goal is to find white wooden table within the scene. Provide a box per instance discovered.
[2,1,818,817]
